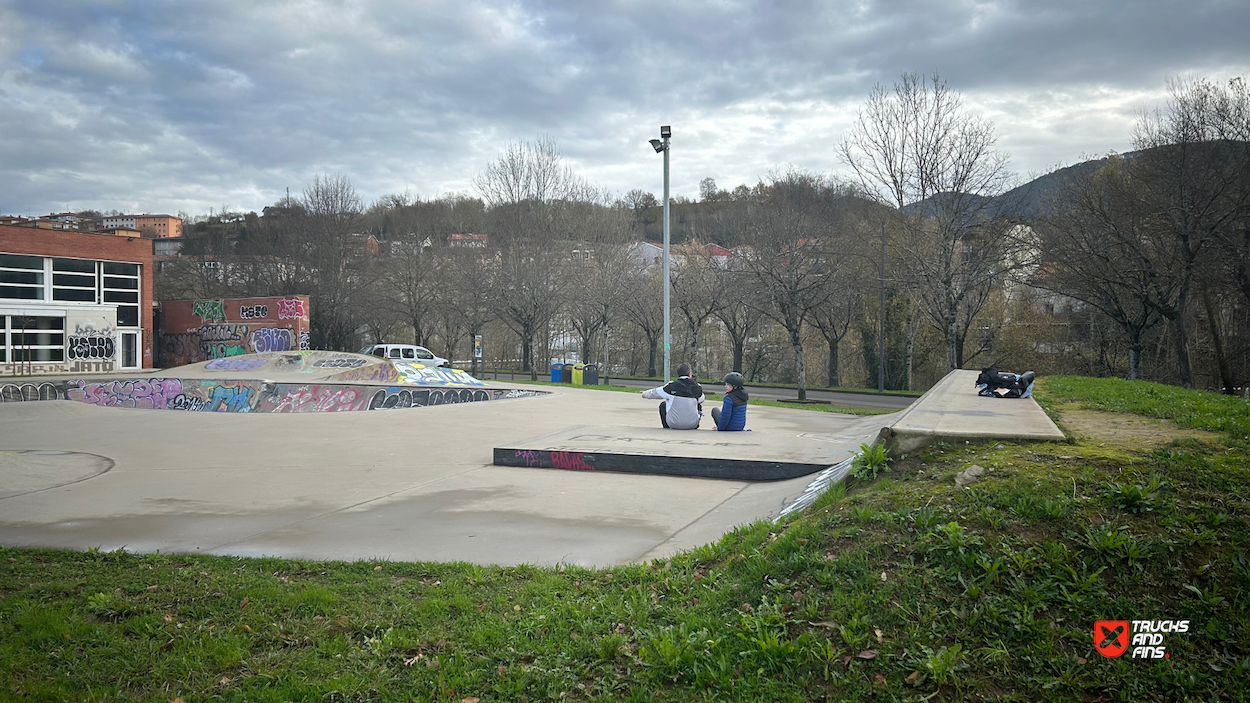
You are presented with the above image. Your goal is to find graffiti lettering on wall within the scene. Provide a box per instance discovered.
[271,386,367,413]
[332,363,402,384]
[278,297,307,320]
[251,327,295,353]
[312,358,367,369]
[299,330,310,350]
[394,363,487,387]
[367,387,491,410]
[162,333,198,361]
[1,382,62,402]
[67,378,184,409]
[68,335,116,361]
[207,384,256,412]
[199,324,248,342]
[239,305,269,319]
[204,343,247,359]
[205,357,268,371]
[193,299,226,322]
[550,451,594,471]
[508,449,595,471]
[168,394,208,411]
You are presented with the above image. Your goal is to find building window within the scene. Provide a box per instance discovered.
[6,315,65,362]
[52,257,98,302]
[0,254,45,300]
[103,262,141,327]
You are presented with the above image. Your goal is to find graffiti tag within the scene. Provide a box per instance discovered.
[67,378,184,409]
[238,305,269,319]
[550,451,594,471]
[251,327,295,353]
[0,382,62,402]
[207,384,255,412]
[277,297,307,320]
[205,357,268,371]
[67,335,115,361]
[193,299,227,322]
[298,330,310,350]
[312,358,367,369]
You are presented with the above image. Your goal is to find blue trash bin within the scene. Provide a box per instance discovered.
[550,363,562,383]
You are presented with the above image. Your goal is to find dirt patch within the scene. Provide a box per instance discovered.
[1059,406,1216,446]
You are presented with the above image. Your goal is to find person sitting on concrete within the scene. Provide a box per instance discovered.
[712,372,749,431]
[641,363,705,429]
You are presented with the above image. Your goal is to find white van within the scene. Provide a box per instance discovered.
[359,344,451,368]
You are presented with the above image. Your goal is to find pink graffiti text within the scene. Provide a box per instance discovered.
[270,386,366,413]
[68,378,184,409]
[277,297,307,320]
[549,451,593,471]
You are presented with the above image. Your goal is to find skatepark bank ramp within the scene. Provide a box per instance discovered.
[0,351,546,412]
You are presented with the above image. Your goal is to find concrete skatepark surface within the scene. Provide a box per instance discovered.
[0,367,1063,567]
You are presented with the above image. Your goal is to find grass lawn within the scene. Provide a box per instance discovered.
[506,378,895,416]
[2,376,1248,701]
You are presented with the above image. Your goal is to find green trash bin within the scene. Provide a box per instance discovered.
[572,363,585,385]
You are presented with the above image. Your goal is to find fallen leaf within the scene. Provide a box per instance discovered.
[462,698,480,703]
[837,654,852,669]
[426,658,440,669]
[61,633,72,640]
[161,639,175,651]
[857,650,877,660]
[792,590,803,600]
[219,677,230,685]
[810,621,837,629]
[114,588,122,596]
[239,597,249,609]
[146,585,159,592]
[242,625,251,632]
[497,665,507,674]
[374,565,383,571]
[874,628,883,644]
[403,655,421,667]
[211,592,224,598]
[476,603,486,612]
[171,698,185,703]
[796,538,808,544]
[6,557,15,562]
[1077,657,1087,665]
[905,670,921,685]
[570,633,580,640]
[874,673,885,684]
[740,603,752,612]
[164,614,173,623]
[880,571,887,582]
[513,605,522,612]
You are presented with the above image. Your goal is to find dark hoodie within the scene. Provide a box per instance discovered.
[716,387,749,431]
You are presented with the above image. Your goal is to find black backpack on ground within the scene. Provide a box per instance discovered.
[975,368,1036,398]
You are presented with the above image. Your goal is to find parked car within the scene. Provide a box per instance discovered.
[358,344,450,368]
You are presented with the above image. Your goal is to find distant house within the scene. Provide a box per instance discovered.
[448,233,488,248]
[625,241,664,270]
[100,214,182,239]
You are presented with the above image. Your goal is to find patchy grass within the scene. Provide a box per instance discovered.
[1042,375,1250,439]
[2,377,1247,701]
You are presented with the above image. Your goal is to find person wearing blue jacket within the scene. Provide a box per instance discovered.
[711,372,749,431]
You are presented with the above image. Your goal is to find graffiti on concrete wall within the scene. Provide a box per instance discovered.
[67,324,116,361]
[277,297,307,320]
[269,386,368,413]
[251,327,295,353]
[394,363,487,387]
[332,362,403,383]
[192,299,227,322]
[299,330,311,350]
[366,387,492,410]
[311,357,367,369]
[205,357,268,371]
[508,449,595,471]
[67,378,185,409]
[159,297,312,368]
[0,382,62,402]
[206,384,256,412]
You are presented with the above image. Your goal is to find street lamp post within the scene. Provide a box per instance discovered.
[649,125,672,382]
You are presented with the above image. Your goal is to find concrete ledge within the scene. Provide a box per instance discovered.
[884,370,1065,453]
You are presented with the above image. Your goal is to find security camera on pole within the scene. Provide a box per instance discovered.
[648,125,672,382]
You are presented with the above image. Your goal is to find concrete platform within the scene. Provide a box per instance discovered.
[495,425,847,480]
[885,369,1065,450]
[0,385,891,566]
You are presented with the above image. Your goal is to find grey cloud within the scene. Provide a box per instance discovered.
[1,0,1247,215]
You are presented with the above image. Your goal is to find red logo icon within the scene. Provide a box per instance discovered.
[1096,620,1129,658]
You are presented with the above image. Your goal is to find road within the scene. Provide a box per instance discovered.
[479,371,915,411]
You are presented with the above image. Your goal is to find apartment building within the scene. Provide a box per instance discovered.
[100,213,182,238]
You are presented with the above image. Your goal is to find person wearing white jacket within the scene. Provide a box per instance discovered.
[641,363,705,429]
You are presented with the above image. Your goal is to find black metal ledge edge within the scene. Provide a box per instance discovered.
[493,447,829,482]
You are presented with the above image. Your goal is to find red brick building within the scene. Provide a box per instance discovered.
[157,295,311,368]
[0,224,154,373]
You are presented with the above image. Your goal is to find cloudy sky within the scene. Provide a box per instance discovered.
[2,0,1247,217]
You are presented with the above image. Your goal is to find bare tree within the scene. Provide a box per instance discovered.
[669,241,725,371]
[840,73,1025,370]
[1131,76,1250,390]
[711,251,764,374]
[622,269,666,377]
[740,170,847,400]
[1036,157,1175,380]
